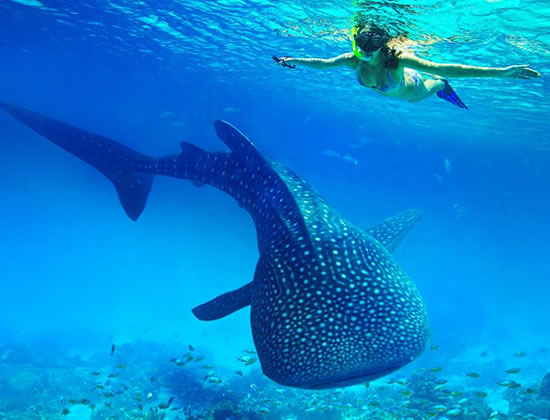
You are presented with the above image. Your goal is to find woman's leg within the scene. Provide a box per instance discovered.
[408,79,446,102]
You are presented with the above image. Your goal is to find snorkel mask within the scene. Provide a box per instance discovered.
[352,26,387,61]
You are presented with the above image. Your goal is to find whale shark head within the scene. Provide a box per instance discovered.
[249,217,430,389]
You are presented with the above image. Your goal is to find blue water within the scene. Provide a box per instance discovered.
[1,0,549,418]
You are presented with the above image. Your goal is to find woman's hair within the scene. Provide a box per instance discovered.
[354,22,401,69]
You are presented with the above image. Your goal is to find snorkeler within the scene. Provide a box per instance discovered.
[273,24,540,109]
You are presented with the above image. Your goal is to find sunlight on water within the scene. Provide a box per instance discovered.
[1,0,548,146]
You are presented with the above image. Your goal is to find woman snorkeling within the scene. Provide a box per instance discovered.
[273,24,540,109]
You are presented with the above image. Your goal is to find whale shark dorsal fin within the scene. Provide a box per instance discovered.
[180,141,203,154]
[192,282,253,321]
[367,209,423,252]
[214,120,260,158]
[214,120,310,243]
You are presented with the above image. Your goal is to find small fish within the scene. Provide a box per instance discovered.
[158,396,175,409]
[107,372,120,378]
[201,364,214,370]
[244,357,257,366]
[147,392,153,399]
[174,359,185,367]
[137,404,143,411]
[497,379,520,388]
[458,398,468,405]
[466,372,480,378]
[473,391,488,398]
[444,157,452,174]
[111,344,115,356]
[121,384,128,390]
[95,383,105,390]
[399,390,414,397]
[150,376,157,382]
[369,401,380,407]
[188,345,195,351]
[430,344,439,351]
[104,402,111,408]
[68,399,79,404]
[243,349,257,354]
[207,376,222,384]
[429,367,443,373]
[364,382,370,389]
[433,405,447,412]
[115,362,127,369]
[450,391,463,397]
[523,388,537,395]
[90,404,95,411]
[386,378,396,384]
[80,399,91,405]
[489,411,499,418]
[237,355,252,363]
[396,379,407,386]
[91,371,102,376]
[497,380,514,387]
[61,408,70,416]
[434,384,446,391]
[506,368,521,374]
[480,351,488,357]
[103,392,115,398]
[447,408,462,417]
[435,379,448,385]
[194,355,205,362]
[235,370,243,376]
[514,351,527,357]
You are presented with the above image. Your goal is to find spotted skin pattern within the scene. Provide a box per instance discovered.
[0,102,430,390]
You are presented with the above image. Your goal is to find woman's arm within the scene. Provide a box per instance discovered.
[399,54,540,79]
[275,53,356,70]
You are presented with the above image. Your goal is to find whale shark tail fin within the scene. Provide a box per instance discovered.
[0,102,155,221]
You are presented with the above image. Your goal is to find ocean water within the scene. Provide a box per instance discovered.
[0,0,549,419]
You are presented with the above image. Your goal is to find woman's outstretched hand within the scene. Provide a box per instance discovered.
[273,55,296,69]
[502,65,540,79]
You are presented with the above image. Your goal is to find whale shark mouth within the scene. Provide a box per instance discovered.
[302,362,407,390]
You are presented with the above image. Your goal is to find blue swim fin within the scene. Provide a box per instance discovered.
[436,80,468,109]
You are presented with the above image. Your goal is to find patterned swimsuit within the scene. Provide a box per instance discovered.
[356,62,422,93]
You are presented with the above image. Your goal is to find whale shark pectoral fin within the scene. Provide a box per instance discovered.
[0,102,156,221]
[366,209,423,252]
[192,282,253,321]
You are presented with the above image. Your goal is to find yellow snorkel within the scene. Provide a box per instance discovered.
[351,26,364,60]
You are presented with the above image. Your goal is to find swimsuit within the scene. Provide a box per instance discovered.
[356,61,422,92]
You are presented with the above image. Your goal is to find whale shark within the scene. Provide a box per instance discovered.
[0,102,430,389]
